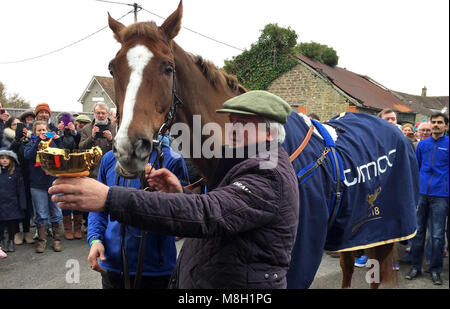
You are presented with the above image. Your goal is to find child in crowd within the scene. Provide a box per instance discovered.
[24,121,64,253]
[0,149,27,254]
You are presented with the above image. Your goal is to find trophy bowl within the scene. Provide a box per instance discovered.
[38,146,103,177]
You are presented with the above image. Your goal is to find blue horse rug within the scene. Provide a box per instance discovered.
[282,112,419,289]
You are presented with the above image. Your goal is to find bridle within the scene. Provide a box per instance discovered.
[115,35,183,289]
[114,36,183,146]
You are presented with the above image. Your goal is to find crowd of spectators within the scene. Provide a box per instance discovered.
[0,101,123,255]
[0,102,447,288]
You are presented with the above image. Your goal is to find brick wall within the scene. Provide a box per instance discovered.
[268,63,351,121]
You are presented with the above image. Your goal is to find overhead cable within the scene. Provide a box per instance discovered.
[0,10,134,65]
[140,7,244,52]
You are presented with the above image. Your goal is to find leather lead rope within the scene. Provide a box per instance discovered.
[117,177,132,289]
[134,141,165,289]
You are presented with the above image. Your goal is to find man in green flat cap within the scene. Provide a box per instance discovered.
[49,91,300,288]
[217,90,292,151]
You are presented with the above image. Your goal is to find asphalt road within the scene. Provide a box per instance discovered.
[0,229,448,289]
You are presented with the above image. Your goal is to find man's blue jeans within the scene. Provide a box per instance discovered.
[30,188,62,226]
[410,194,449,273]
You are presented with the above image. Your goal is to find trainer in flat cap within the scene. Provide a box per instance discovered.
[74,114,92,123]
[216,90,292,124]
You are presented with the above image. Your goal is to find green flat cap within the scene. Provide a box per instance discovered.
[74,114,92,123]
[216,90,292,124]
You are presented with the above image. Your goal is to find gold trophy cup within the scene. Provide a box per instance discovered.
[38,146,103,177]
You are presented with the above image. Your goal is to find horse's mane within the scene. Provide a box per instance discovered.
[191,55,247,95]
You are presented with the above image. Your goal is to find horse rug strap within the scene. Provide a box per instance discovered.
[295,119,345,228]
[290,125,314,163]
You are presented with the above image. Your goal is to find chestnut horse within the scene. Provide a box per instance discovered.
[107,1,418,288]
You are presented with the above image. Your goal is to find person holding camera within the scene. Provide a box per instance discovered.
[79,103,116,180]
[1,117,28,149]
[19,109,36,131]
[57,112,79,152]
[24,121,64,253]
[5,117,34,246]
[0,102,10,147]
[73,115,92,147]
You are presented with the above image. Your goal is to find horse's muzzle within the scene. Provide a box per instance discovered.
[113,137,153,179]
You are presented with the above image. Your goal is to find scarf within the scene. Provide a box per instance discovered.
[34,138,53,167]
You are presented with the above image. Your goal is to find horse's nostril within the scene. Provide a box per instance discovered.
[134,138,152,160]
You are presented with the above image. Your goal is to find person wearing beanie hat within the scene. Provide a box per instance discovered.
[34,103,58,133]
[0,148,27,253]
[34,103,51,118]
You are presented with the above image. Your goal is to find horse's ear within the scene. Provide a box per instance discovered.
[108,12,125,43]
[160,1,183,40]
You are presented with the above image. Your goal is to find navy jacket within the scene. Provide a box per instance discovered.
[88,138,189,277]
[0,166,27,221]
[23,136,63,189]
[416,135,449,197]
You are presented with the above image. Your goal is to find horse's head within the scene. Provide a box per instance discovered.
[108,2,183,177]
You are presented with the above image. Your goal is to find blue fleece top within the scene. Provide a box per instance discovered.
[87,138,189,276]
[416,134,449,197]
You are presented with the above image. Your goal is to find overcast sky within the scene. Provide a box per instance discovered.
[0,0,448,112]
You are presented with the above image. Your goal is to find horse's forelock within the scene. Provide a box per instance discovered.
[119,22,161,45]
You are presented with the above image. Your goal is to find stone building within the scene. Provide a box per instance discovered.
[268,54,416,123]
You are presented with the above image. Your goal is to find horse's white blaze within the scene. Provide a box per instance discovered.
[115,45,153,155]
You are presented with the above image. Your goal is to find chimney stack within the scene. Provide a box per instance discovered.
[421,86,427,97]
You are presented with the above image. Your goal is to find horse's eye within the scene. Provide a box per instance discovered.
[108,63,114,77]
[164,64,174,75]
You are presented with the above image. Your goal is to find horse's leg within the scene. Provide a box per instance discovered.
[339,251,355,288]
[366,243,397,289]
